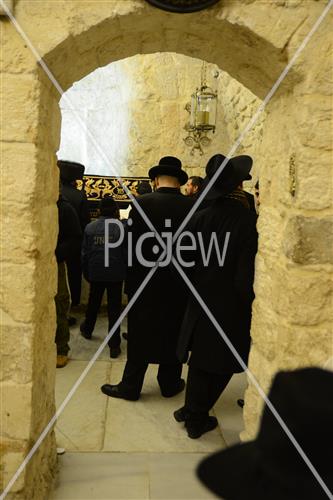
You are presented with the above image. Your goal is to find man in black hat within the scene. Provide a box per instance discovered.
[55,194,82,367]
[57,160,91,308]
[197,367,333,500]
[101,156,193,400]
[174,153,258,438]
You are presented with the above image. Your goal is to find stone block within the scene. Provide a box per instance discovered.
[0,321,34,384]
[0,449,27,493]
[1,203,36,264]
[294,152,332,210]
[256,207,285,258]
[277,325,333,368]
[1,142,37,205]
[283,215,333,265]
[25,432,57,500]
[0,22,36,74]
[272,267,333,326]
[1,74,40,143]
[1,383,32,441]
[0,261,36,322]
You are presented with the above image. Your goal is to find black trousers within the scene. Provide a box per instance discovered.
[55,262,70,355]
[118,359,183,399]
[84,281,122,348]
[184,364,232,426]
[67,253,82,306]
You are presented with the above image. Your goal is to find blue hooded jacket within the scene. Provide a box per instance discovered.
[82,216,126,282]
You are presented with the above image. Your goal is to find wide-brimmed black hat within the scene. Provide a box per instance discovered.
[148,156,188,185]
[57,160,85,182]
[197,367,333,500]
[100,196,119,215]
[201,153,253,200]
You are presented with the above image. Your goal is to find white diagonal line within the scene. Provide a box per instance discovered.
[172,258,333,499]
[0,263,160,500]
[174,0,333,241]
[1,0,332,497]
[0,0,167,252]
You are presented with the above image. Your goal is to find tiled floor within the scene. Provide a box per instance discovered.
[51,312,246,499]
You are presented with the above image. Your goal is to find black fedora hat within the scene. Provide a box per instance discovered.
[148,156,188,186]
[202,153,253,200]
[57,159,85,182]
[197,367,333,500]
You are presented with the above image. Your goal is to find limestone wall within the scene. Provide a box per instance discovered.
[1,0,332,497]
[239,3,333,438]
[1,69,59,496]
[58,52,263,179]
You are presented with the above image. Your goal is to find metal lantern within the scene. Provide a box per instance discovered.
[190,87,217,131]
[184,63,218,155]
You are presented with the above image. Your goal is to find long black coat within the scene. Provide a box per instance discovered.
[61,182,91,231]
[56,196,82,263]
[126,187,193,364]
[177,197,258,374]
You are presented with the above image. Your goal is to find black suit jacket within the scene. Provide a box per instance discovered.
[177,197,258,374]
[61,182,91,231]
[126,187,193,363]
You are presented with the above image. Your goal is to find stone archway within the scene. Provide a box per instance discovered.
[1,1,332,497]
[57,52,265,178]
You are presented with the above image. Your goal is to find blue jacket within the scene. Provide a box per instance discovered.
[82,217,126,282]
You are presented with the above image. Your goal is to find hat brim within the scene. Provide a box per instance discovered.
[201,177,239,201]
[148,165,188,186]
[197,441,329,500]
[228,155,253,182]
[58,160,85,181]
[202,155,252,200]
[197,442,259,498]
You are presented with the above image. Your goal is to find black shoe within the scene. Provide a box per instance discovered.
[80,322,91,340]
[161,378,185,398]
[100,384,139,401]
[110,346,121,359]
[122,332,128,341]
[237,398,245,408]
[173,407,188,423]
[186,416,218,439]
[67,316,77,327]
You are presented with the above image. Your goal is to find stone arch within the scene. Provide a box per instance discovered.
[57,51,265,178]
[43,3,293,99]
[2,1,332,497]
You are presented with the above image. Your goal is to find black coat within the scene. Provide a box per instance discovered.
[56,196,82,263]
[61,182,91,231]
[177,197,258,374]
[126,187,193,364]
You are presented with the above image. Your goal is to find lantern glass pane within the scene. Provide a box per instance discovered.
[190,93,197,128]
[195,93,216,130]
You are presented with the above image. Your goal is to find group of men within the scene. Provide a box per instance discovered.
[55,153,258,439]
[54,156,333,497]
[97,154,258,440]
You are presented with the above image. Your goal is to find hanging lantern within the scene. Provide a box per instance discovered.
[184,62,218,155]
[190,86,217,131]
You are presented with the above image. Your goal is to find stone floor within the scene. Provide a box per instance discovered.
[50,312,247,499]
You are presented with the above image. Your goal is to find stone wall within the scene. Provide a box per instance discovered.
[1,68,59,496]
[239,3,333,438]
[58,52,263,179]
[1,0,332,497]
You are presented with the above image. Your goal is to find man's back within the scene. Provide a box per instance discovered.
[126,187,193,364]
[127,187,193,289]
[61,182,91,231]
